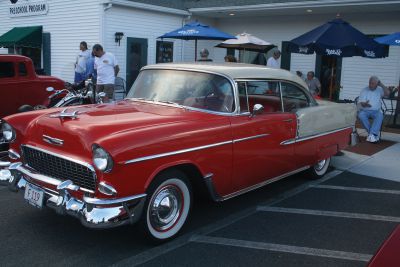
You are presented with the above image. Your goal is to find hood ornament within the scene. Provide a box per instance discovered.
[50,108,81,119]
[43,135,64,146]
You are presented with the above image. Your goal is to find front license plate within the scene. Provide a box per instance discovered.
[24,183,44,208]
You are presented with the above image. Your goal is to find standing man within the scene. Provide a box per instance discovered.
[305,71,321,96]
[74,41,91,83]
[92,44,120,101]
[266,49,280,68]
[358,75,390,143]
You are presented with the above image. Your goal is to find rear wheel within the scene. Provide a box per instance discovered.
[142,169,192,242]
[308,157,331,179]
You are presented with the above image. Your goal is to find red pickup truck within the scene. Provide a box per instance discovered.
[0,55,64,118]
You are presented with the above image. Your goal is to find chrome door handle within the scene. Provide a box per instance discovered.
[283,119,293,122]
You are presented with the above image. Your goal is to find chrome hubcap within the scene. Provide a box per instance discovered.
[149,185,182,232]
[315,159,326,171]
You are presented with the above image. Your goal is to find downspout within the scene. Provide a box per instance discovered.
[101,2,113,46]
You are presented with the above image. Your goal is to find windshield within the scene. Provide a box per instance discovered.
[127,69,235,113]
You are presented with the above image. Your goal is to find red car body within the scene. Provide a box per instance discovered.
[0,63,356,241]
[0,55,64,118]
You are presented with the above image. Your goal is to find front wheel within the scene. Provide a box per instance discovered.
[308,157,331,179]
[142,169,192,242]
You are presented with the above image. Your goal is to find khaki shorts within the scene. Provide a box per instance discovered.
[96,84,115,100]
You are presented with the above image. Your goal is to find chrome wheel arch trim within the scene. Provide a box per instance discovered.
[124,133,268,165]
[280,126,353,146]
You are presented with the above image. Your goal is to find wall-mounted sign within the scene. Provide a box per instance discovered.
[9,1,49,17]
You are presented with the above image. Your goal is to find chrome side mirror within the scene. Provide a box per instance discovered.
[250,104,264,118]
[46,87,55,92]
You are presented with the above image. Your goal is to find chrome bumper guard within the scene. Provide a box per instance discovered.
[0,162,147,229]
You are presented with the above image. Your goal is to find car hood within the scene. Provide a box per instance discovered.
[23,100,213,156]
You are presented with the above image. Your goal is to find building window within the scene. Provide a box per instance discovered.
[156,41,173,63]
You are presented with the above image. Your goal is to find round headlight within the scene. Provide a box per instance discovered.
[92,145,113,172]
[1,122,16,142]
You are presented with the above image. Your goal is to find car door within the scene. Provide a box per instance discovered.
[0,61,17,117]
[230,80,297,192]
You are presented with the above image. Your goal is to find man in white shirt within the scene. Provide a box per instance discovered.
[358,75,390,143]
[92,44,120,101]
[74,41,91,83]
[266,49,280,68]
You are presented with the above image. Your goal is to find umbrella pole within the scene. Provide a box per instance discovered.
[329,60,334,100]
[195,39,197,61]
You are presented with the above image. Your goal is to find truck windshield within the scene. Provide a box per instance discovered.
[126,69,235,113]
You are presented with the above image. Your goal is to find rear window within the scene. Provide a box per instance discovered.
[0,62,15,78]
[19,62,28,76]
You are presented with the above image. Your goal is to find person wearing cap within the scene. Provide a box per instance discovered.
[197,48,213,62]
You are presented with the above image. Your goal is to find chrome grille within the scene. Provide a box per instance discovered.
[22,145,96,191]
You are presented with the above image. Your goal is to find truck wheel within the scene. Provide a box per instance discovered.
[143,169,192,242]
[308,157,331,179]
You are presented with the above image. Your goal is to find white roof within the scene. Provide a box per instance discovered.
[143,62,308,89]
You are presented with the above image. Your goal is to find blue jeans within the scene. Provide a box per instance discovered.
[358,109,383,136]
[74,72,85,83]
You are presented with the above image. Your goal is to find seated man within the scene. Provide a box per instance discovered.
[358,76,390,143]
[305,71,321,97]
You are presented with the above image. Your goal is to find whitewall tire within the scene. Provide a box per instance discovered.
[308,157,331,179]
[143,170,192,242]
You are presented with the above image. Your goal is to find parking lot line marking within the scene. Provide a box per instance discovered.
[313,185,400,195]
[263,170,343,207]
[113,170,344,266]
[191,235,372,262]
[257,206,400,222]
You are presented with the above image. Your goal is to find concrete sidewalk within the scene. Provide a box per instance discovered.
[332,130,400,182]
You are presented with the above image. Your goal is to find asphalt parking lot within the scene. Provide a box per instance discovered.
[1,168,399,267]
[117,170,400,267]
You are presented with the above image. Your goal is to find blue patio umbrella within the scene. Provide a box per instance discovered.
[289,18,387,58]
[375,32,400,46]
[159,21,236,60]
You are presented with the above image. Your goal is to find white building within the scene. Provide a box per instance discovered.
[1,0,399,100]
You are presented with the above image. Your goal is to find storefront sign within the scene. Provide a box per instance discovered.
[9,1,49,17]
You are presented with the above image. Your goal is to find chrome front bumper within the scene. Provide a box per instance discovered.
[0,162,147,229]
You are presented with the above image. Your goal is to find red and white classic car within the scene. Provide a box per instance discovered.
[0,63,356,241]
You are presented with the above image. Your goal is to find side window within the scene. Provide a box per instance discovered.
[18,63,28,76]
[237,81,249,113]
[0,62,15,78]
[281,82,310,112]
[246,81,282,113]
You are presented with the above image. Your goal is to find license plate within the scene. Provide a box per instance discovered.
[24,183,44,208]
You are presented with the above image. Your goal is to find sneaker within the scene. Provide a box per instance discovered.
[366,134,373,142]
[369,135,378,143]
[373,135,380,143]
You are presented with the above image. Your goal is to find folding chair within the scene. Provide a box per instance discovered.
[114,77,126,101]
[354,96,383,141]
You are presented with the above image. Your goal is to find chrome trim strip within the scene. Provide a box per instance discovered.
[42,135,64,146]
[125,132,271,164]
[233,133,269,143]
[221,166,310,201]
[125,140,233,164]
[8,149,20,159]
[83,193,147,205]
[22,144,97,173]
[280,126,353,146]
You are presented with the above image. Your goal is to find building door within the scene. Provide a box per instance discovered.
[316,56,342,100]
[126,37,148,92]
